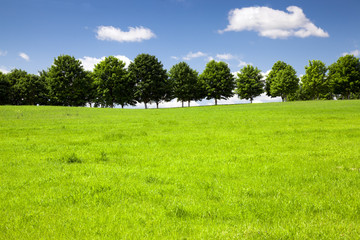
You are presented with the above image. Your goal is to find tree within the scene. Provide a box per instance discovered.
[199,60,235,105]
[0,71,11,105]
[265,61,288,97]
[169,62,201,107]
[128,54,171,109]
[47,55,91,106]
[93,56,135,108]
[270,64,299,102]
[6,69,28,105]
[328,55,360,99]
[236,65,264,103]
[302,60,330,100]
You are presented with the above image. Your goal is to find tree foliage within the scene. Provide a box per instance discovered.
[0,71,11,105]
[47,55,91,106]
[328,55,360,99]
[129,54,171,108]
[236,65,264,103]
[302,60,330,100]
[271,65,299,102]
[267,61,299,101]
[265,61,287,97]
[199,60,235,105]
[93,56,135,108]
[169,62,200,107]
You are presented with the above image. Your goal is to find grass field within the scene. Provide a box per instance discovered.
[1,100,360,239]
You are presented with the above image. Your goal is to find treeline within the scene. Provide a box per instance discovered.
[1,53,360,108]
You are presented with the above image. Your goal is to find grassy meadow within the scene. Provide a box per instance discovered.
[0,100,360,239]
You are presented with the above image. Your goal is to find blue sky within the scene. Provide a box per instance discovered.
[1,0,360,106]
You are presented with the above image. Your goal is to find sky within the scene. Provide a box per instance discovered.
[1,0,360,107]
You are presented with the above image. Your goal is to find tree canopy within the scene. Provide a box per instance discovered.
[302,60,329,100]
[169,62,200,107]
[128,54,171,109]
[47,55,91,106]
[267,62,299,102]
[236,65,264,103]
[328,55,360,99]
[199,60,235,105]
[93,56,135,108]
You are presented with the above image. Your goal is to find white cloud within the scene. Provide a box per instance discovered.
[0,66,10,74]
[342,49,360,57]
[19,52,30,61]
[0,50,7,56]
[238,60,253,67]
[220,6,329,39]
[207,56,214,61]
[79,55,132,71]
[171,56,179,60]
[183,51,207,60]
[216,53,236,60]
[96,26,156,43]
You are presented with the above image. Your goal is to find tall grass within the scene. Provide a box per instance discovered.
[0,100,359,239]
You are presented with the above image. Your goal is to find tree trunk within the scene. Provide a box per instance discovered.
[215,98,217,105]
[188,100,190,107]
[250,98,253,104]
[156,102,159,109]
[285,95,288,102]
[121,104,124,109]
[145,102,147,109]
[182,101,184,108]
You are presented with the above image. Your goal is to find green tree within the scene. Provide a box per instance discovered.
[93,56,135,108]
[302,60,330,100]
[169,62,201,107]
[328,55,360,99]
[47,55,91,106]
[199,60,235,105]
[236,65,264,103]
[6,69,29,105]
[265,61,288,97]
[270,64,299,102]
[0,72,11,105]
[128,54,171,109]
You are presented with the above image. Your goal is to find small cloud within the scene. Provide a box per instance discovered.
[79,55,132,71]
[207,56,214,61]
[19,52,30,61]
[183,51,207,60]
[171,56,179,60]
[342,49,360,57]
[220,6,329,39]
[96,25,156,43]
[238,60,252,67]
[261,70,271,78]
[0,66,10,74]
[0,50,7,56]
[216,53,236,60]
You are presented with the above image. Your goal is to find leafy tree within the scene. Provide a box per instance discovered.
[328,55,360,99]
[236,65,264,103]
[270,64,299,102]
[265,61,287,97]
[128,54,171,109]
[47,55,91,106]
[0,72,11,105]
[169,62,201,107]
[93,56,135,108]
[6,69,29,105]
[199,60,235,105]
[302,60,330,100]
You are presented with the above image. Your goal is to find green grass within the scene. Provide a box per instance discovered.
[1,100,360,239]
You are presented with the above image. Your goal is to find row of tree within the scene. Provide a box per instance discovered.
[0,54,359,108]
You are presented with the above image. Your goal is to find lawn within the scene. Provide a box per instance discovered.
[0,100,359,239]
